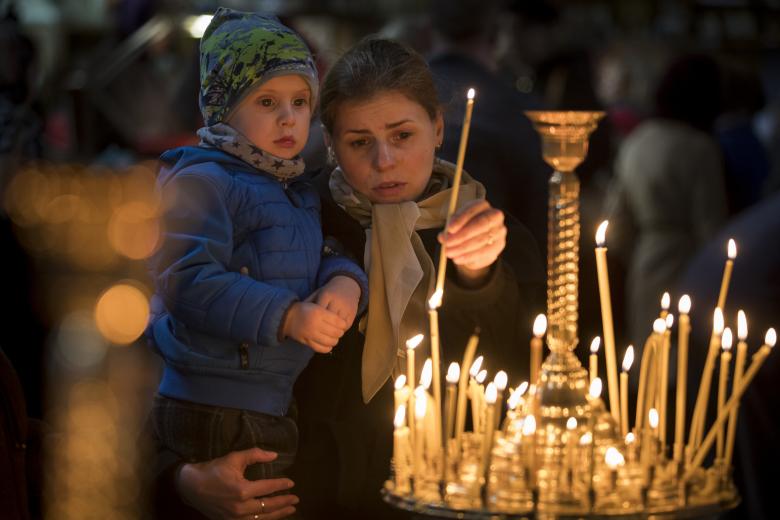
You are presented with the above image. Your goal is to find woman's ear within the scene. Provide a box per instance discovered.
[322,127,337,166]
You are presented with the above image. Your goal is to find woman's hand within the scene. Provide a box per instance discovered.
[438,199,507,287]
[177,448,299,520]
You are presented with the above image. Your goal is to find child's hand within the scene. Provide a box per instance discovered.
[312,276,361,328]
[282,302,348,353]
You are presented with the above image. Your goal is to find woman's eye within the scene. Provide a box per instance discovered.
[395,131,413,141]
[350,138,369,148]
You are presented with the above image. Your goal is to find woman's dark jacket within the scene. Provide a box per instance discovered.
[290,170,545,519]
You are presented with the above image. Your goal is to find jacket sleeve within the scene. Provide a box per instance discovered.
[316,238,369,315]
[152,172,298,347]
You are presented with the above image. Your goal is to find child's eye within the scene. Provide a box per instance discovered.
[293,97,309,107]
[258,98,274,107]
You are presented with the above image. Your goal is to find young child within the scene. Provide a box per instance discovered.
[147,8,367,480]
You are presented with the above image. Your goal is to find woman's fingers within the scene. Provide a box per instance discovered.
[441,205,505,251]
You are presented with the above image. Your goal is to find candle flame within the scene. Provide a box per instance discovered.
[485,382,497,404]
[580,432,593,445]
[625,432,636,444]
[653,318,666,334]
[522,414,537,436]
[590,336,601,354]
[533,314,547,337]
[394,375,407,390]
[738,310,748,340]
[766,328,777,347]
[661,292,670,310]
[622,345,635,371]
[566,417,577,430]
[415,393,427,419]
[714,308,725,335]
[605,446,625,468]
[722,328,733,351]
[394,404,406,428]
[406,334,424,350]
[589,377,603,399]
[679,294,692,314]
[666,313,674,329]
[494,370,508,391]
[517,381,529,396]
[596,220,608,247]
[467,88,475,100]
[476,369,487,384]
[649,408,659,429]
[469,355,484,377]
[507,389,523,410]
[728,238,737,260]
[428,289,443,310]
[446,362,460,383]
[421,358,432,389]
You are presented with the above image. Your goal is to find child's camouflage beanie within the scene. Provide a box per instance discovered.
[198,8,318,126]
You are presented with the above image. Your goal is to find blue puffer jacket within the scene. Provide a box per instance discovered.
[148,146,368,416]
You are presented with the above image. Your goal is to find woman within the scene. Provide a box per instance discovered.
[156,38,544,519]
[290,38,544,518]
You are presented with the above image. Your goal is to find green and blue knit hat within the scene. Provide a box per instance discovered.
[198,8,318,126]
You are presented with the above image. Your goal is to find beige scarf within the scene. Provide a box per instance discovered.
[329,158,486,402]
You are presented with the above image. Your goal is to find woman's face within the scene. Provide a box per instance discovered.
[329,91,443,204]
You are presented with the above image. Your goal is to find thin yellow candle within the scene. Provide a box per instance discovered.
[688,308,724,459]
[475,369,488,434]
[414,392,427,482]
[393,405,411,493]
[467,356,484,436]
[716,328,733,461]
[445,363,459,440]
[566,417,577,475]
[427,291,444,458]
[531,314,547,384]
[589,336,601,384]
[716,239,737,311]
[687,328,776,475]
[435,88,476,295]
[725,311,748,467]
[605,447,625,492]
[636,320,664,431]
[523,414,538,485]
[660,291,671,319]
[595,220,620,424]
[406,334,424,451]
[455,331,479,454]
[394,375,410,421]
[625,432,638,463]
[621,345,635,437]
[659,313,673,452]
[674,295,691,463]
[493,370,508,431]
[481,382,498,482]
[641,408,659,479]
[420,359,439,454]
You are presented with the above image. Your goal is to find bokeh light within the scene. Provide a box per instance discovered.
[94,283,150,345]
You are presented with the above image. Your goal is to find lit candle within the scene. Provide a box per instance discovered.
[468,356,484,436]
[493,370,508,431]
[414,392,427,482]
[406,334,424,450]
[476,369,488,434]
[394,375,410,420]
[660,292,671,319]
[420,360,439,455]
[523,414,537,485]
[641,408,659,480]
[716,327,733,462]
[504,382,528,431]
[625,432,638,463]
[636,319,664,431]
[605,447,625,491]
[716,239,737,311]
[455,331,479,455]
[566,417,577,475]
[659,313,673,452]
[589,336,601,384]
[587,378,602,493]
[674,295,691,463]
[427,291,444,460]
[688,308,724,459]
[621,345,635,437]
[595,220,621,425]
[393,404,411,493]
[687,328,776,475]
[531,314,547,384]
[725,311,748,467]
[435,88,476,295]
[481,382,498,483]
[445,363,459,441]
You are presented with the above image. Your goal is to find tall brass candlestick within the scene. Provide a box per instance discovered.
[531,314,546,384]
[674,295,691,463]
[687,329,776,475]
[621,345,635,437]
[427,292,443,459]
[455,332,479,456]
[717,239,737,311]
[716,328,733,461]
[595,221,620,424]
[435,88,475,296]
[725,311,748,467]
[688,308,724,459]
[589,336,601,384]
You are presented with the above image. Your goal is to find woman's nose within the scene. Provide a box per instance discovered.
[373,141,395,172]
